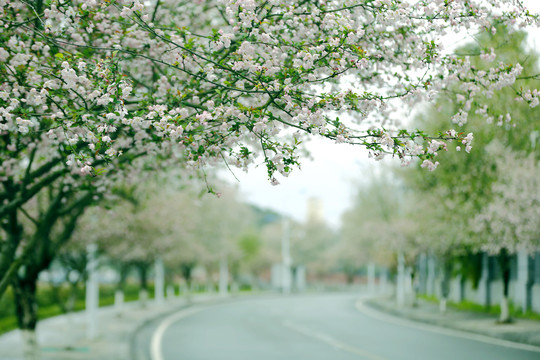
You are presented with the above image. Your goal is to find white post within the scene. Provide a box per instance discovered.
[397,253,405,307]
[114,290,124,315]
[418,253,427,294]
[379,267,388,295]
[166,285,175,299]
[271,263,282,291]
[206,266,214,294]
[154,258,165,305]
[516,249,529,313]
[295,265,306,292]
[281,218,292,294]
[219,255,229,296]
[139,288,149,308]
[180,282,189,296]
[367,263,376,294]
[426,256,436,296]
[85,243,99,339]
[404,266,413,304]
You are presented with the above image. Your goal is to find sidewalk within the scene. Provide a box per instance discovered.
[365,297,540,347]
[0,294,219,360]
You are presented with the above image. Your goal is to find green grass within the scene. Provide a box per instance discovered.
[418,294,438,303]
[0,282,156,335]
[0,282,254,335]
[0,316,18,335]
[418,294,540,321]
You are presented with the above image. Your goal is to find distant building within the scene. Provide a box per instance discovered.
[307,197,324,224]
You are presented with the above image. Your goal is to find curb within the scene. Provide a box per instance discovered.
[129,301,192,360]
[362,298,540,349]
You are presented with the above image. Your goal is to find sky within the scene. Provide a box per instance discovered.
[220,1,540,229]
[220,138,376,228]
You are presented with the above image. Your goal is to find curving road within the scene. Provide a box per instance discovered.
[153,293,539,360]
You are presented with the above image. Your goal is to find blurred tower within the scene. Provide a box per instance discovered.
[307,197,324,224]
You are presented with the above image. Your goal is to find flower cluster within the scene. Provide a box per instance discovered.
[473,151,540,255]
[0,0,538,200]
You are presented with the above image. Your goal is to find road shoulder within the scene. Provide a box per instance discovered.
[357,297,540,351]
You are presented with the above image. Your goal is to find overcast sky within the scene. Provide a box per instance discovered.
[220,138,376,228]
[220,1,540,229]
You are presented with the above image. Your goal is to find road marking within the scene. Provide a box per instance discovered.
[282,321,387,360]
[150,306,203,360]
[355,300,540,354]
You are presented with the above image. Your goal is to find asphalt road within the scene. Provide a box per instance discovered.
[154,293,539,360]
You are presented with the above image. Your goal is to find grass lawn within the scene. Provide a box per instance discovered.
[418,294,540,321]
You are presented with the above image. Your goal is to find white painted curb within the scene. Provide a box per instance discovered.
[150,306,203,360]
[355,300,540,354]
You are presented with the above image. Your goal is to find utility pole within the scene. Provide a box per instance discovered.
[281,217,292,294]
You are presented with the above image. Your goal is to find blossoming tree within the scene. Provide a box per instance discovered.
[1,1,540,355]
[473,149,540,322]
[157,183,256,293]
[339,173,419,296]
[399,24,539,318]
[2,0,538,285]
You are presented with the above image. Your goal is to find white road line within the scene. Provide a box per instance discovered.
[282,321,387,360]
[150,306,203,360]
[355,300,540,354]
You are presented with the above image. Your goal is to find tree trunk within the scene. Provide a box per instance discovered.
[4,187,91,358]
[139,264,148,291]
[50,282,67,314]
[0,208,23,297]
[498,249,511,323]
[12,276,39,360]
[66,281,79,313]
[459,275,466,302]
[137,263,149,307]
[180,262,195,301]
[345,272,355,285]
[116,263,129,292]
[180,263,194,287]
[115,263,129,315]
[411,268,418,307]
[342,264,355,285]
[469,252,484,290]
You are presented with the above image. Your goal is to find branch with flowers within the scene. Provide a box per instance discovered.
[1,0,539,337]
[2,1,537,186]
